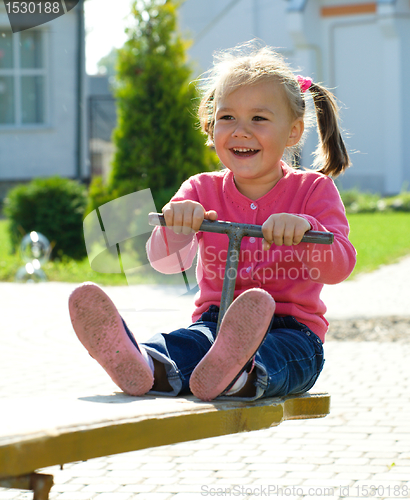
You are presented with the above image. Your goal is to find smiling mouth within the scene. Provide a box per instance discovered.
[231,148,260,157]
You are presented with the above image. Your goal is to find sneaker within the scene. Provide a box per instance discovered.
[189,288,275,401]
[68,282,154,396]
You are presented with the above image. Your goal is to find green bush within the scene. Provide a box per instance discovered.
[86,176,119,215]
[385,191,410,212]
[4,176,88,260]
[340,188,410,214]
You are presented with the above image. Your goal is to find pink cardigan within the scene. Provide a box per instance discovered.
[147,163,356,341]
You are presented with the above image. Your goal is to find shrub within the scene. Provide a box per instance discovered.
[339,189,381,213]
[86,176,118,216]
[340,188,410,214]
[103,0,219,212]
[385,191,410,212]
[4,176,88,260]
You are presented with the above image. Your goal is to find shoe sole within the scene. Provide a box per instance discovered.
[189,288,275,401]
[68,283,154,396]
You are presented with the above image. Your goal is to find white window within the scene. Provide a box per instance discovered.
[0,29,48,126]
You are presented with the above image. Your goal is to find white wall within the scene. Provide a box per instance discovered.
[0,7,86,184]
[332,21,385,192]
[321,1,409,194]
[179,0,293,76]
[397,0,410,190]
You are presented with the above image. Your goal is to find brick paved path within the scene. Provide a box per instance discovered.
[1,281,409,500]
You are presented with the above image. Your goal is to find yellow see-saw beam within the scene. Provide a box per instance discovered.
[0,392,330,478]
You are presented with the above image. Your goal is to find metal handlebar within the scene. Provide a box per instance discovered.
[148,213,333,245]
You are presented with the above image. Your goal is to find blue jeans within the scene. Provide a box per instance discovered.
[140,305,324,401]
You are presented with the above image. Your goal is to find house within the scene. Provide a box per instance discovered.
[179,0,410,194]
[0,0,87,202]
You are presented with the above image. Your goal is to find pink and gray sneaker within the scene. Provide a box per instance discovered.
[68,283,154,396]
[189,288,275,401]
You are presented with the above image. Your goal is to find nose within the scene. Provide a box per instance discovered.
[232,122,251,138]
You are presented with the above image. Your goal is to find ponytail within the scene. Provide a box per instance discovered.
[309,83,351,177]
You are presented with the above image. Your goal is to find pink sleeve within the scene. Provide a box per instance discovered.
[294,177,356,284]
[145,178,200,275]
[146,226,198,275]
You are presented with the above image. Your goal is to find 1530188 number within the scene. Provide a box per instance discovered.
[5,2,61,14]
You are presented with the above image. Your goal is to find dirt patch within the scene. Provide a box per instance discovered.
[327,316,410,343]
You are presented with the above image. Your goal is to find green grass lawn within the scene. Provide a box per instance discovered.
[347,212,410,277]
[1,212,409,284]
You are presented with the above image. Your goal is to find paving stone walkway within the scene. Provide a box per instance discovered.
[1,257,409,499]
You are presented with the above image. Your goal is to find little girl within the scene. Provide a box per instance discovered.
[69,42,356,401]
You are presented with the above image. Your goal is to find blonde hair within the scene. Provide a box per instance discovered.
[197,42,350,177]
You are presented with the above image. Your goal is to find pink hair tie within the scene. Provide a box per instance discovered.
[297,75,313,93]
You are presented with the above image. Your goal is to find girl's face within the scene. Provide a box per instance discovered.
[213,80,303,200]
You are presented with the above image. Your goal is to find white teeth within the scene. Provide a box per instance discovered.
[233,148,257,152]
